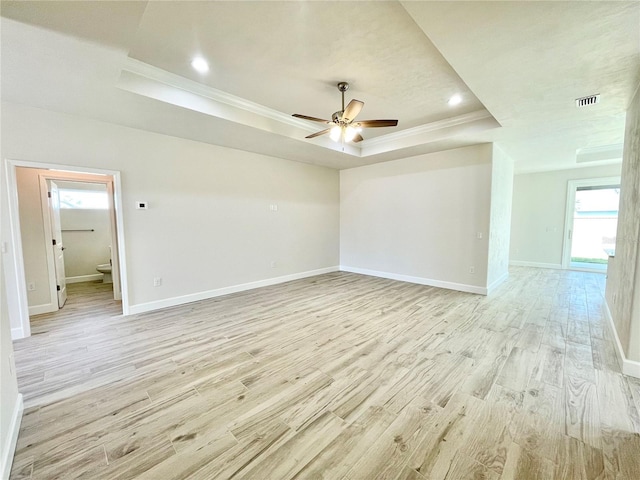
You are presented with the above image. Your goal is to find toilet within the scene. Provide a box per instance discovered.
[96,263,112,283]
[97,245,113,283]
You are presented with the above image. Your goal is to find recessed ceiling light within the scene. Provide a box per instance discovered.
[448,94,462,106]
[191,57,209,73]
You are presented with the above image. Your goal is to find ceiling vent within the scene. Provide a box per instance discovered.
[575,94,600,108]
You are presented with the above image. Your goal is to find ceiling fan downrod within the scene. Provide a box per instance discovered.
[337,82,349,113]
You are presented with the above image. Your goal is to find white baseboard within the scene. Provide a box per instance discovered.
[1,393,23,480]
[509,260,562,269]
[66,274,104,284]
[10,327,25,340]
[28,303,57,316]
[603,300,640,378]
[128,266,340,315]
[339,265,487,295]
[487,271,509,295]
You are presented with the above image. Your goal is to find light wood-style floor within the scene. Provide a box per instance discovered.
[10,269,640,479]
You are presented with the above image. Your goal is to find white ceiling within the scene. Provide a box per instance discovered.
[2,1,639,172]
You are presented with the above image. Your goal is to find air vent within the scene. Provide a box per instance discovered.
[575,94,600,108]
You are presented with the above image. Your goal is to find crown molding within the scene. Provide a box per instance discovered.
[576,143,623,163]
[119,58,498,159]
[122,58,318,133]
[360,110,493,148]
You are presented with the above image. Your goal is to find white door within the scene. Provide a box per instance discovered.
[562,177,621,272]
[106,182,122,301]
[49,181,68,307]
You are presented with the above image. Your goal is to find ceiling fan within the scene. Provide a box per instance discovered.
[293,82,398,143]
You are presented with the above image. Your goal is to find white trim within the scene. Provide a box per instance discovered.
[128,266,340,315]
[28,303,57,316]
[339,265,487,295]
[514,159,623,176]
[509,261,562,269]
[3,159,130,341]
[4,160,32,339]
[66,274,104,284]
[119,59,498,159]
[487,271,509,295]
[561,176,621,269]
[117,67,361,157]
[360,110,493,148]
[566,265,608,275]
[576,144,623,164]
[38,175,61,313]
[10,328,24,339]
[123,58,319,134]
[603,301,640,378]
[1,394,23,480]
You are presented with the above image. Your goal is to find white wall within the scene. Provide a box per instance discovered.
[61,208,111,278]
[1,102,340,314]
[510,164,622,268]
[487,145,514,289]
[58,182,112,280]
[340,144,494,293]
[606,82,640,366]
[15,171,113,312]
[0,253,22,479]
[15,168,52,309]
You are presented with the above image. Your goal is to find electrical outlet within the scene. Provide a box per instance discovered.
[270,261,277,268]
[153,277,162,287]
[27,282,36,291]
[469,266,475,274]
[476,232,483,239]
[269,204,278,212]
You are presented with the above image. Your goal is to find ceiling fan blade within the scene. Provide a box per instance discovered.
[293,114,331,124]
[354,119,398,128]
[352,133,364,143]
[342,99,364,123]
[305,128,332,139]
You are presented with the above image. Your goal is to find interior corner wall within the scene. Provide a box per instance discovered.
[15,168,53,309]
[1,102,340,313]
[605,83,640,362]
[486,145,514,290]
[340,144,493,294]
[509,164,622,268]
[0,171,28,337]
[0,252,22,479]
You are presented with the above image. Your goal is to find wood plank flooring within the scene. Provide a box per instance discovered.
[9,268,640,479]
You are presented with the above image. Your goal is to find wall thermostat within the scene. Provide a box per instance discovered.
[136,201,149,209]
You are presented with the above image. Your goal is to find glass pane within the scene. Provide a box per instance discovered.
[570,187,619,265]
[59,189,109,209]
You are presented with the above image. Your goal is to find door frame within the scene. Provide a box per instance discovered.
[561,176,621,271]
[4,158,130,340]
[38,173,123,314]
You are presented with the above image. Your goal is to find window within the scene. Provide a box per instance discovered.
[58,189,108,209]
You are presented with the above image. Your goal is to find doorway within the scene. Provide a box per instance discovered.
[562,177,621,272]
[4,159,129,340]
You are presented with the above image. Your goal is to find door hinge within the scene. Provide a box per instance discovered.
[48,191,52,198]
[56,285,61,291]
[52,239,57,246]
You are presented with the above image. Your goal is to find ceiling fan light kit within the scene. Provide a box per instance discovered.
[293,82,398,145]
